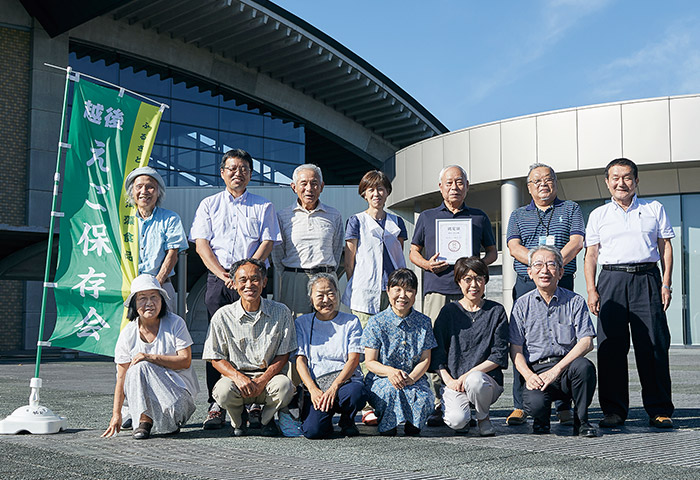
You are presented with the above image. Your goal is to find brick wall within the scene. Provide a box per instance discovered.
[0,25,30,351]
[0,25,29,226]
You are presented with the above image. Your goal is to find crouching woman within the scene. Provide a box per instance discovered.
[361,268,437,436]
[102,274,199,439]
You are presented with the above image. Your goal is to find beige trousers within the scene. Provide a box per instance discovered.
[212,373,295,428]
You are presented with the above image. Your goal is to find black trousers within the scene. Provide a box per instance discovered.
[511,274,574,411]
[521,357,596,427]
[204,273,240,404]
[597,267,673,420]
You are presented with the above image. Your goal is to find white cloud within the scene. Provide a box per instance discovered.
[589,18,700,100]
[465,0,613,106]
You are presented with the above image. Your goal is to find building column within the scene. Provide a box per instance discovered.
[501,181,519,314]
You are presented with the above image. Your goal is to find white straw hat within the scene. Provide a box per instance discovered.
[123,274,170,307]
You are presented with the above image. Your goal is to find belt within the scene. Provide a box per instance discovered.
[284,266,335,274]
[531,356,564,366]
[602,262,656,273]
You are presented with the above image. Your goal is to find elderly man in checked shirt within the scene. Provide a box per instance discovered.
[202,258,297,437]
[509,245,598,437]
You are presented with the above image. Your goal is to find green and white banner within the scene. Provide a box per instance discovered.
[50,78,163,356]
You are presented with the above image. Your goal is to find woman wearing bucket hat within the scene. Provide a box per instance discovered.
[124,166,189,311]
[102,274,199,439]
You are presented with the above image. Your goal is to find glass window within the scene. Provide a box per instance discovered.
[172,81,217,105]
[119,66,170,96]
[263,115,304,143]
[220,108,263,136]
[682,194,700,345]
[263,139,304,164]
[171,99,219,130]
[220,132,263,158]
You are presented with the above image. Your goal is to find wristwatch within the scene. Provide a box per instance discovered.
[662,284,672,293]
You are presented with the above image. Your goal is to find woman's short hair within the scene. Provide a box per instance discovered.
[126,293,169,321]
[453,256,489,285]
[358,170,392,197]
[307,273,339,298]
[387,268,418,291]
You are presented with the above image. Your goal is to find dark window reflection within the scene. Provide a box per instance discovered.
[69,52,305,187]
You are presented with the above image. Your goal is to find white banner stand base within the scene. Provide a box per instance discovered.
[0,378,67,435]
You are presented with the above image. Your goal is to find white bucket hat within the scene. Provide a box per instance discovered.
[124,166,166,202]
[123,274,170,307]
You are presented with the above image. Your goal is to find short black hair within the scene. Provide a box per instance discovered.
[605,158,638,179]
[453,256,489,285]
[387,268,418,291]
[230,258,267,279]
[126,293,169,321]
[220,148,253,171]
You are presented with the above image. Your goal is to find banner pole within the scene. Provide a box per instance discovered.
[34,65,73,379]
[0,65,71,434]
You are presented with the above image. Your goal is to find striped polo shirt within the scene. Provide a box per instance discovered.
[506,198,585,277]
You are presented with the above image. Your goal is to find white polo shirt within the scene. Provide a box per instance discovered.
[585,195,674,265]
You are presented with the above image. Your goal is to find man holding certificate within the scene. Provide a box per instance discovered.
[410,164,497,425]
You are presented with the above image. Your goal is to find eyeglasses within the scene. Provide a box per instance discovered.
[530,261,559,271]
[222,165,250,174]
[461,275,485,285]
[528,177,555,187]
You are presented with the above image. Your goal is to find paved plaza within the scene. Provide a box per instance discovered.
[1,350,699,480]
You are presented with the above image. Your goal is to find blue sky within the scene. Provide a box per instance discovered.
[274,0,700,131]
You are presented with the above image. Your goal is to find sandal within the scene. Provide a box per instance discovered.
[133,422,153,440]
[362,410,378,426]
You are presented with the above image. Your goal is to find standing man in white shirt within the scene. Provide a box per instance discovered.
[189,149,281,429]
[584,158,675,429]
[272,164,344,317]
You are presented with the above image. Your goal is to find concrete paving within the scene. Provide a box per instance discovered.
[1,349,699,480]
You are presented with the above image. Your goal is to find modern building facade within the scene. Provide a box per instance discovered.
[388,95,700,346]
[0,0,447,353]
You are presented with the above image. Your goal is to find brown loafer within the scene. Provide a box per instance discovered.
[506,409,527,426]
[649,415,673,429]
[599,414,625,428]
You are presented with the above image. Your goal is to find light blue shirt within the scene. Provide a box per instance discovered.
[509,287,596,364]
[189,190,281,269]
[294,311,363,380]
[138,207,189,277]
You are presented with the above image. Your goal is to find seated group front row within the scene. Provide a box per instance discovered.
[104,244,599,440]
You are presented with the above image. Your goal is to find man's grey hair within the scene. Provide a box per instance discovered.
[307,273,339,298]
[438,165,468,184]
[293,164,323,184]
[528,245,563,268]
[528,163,557,181]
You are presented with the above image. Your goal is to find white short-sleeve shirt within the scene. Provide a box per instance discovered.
[585,195,675,264]
[114,313,199,396]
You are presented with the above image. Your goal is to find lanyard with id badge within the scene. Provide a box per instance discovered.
[537,207,556,247]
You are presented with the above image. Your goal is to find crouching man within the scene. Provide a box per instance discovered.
[202,258,297,436]
[509,245,598,437]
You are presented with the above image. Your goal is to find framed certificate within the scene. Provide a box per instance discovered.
[435,218,472,265]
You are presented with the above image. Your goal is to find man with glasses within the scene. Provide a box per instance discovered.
[584,158,675,429]
[505,163,585,426]
[410,165,497,426]
[190,148,281,429]
[510,245,598,437]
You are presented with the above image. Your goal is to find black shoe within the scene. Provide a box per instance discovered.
[133,422,152,440]
[404,422,421,436]
[578,422,598,437]
[340,423,360,437]
[426,407,444,427]
[532,421,550,435]
[261,420,280,437]
[121,418,133,430]
[379,427,397,436]
[599,413,625,428]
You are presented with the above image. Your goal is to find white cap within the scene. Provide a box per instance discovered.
[124,166,166,202]
[123,274,170,307]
